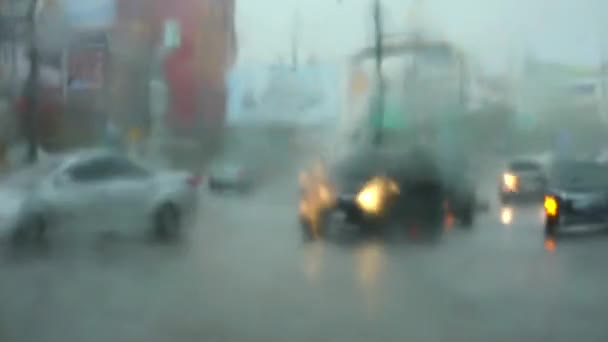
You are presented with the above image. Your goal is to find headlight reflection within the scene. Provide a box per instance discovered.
[303,243,325,284]
[355,242,386,317]
[501,206,514,225]
[544,238,557,252]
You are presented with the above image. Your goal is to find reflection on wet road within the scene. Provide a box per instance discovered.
[3,175,608,341]
[500,206,513,225]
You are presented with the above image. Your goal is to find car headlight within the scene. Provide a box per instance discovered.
[357,183,382,214]
[356,177,398,214]
[503,173,518,191]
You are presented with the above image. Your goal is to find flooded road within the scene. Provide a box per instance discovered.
[1,170,608,342]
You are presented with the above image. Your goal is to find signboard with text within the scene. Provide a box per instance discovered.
[227,65,339,126]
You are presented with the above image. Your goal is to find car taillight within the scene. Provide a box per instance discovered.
[187,174,203,187]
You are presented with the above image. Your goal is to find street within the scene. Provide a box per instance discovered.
[2,167,608,342]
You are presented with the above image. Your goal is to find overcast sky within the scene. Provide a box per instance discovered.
[236,0,608,72]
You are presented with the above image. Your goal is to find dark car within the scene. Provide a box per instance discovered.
[499,159,546,203]
[543,160,608,237]
[208,162,254,194]
[298,145,476,241]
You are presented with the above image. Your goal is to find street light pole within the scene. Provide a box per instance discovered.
[291,9,300,70]
[372,0,384,146]
[23,0,39,163]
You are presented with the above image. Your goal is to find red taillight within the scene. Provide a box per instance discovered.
[187,174,203,187]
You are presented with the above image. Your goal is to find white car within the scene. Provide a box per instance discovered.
[0,150,201,245]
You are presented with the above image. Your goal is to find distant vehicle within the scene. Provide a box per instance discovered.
[499,159,546,203]
[207,162,254,193]
[543,160,608,237]
[298,144,476,242]
[0,150,201,245]
[596,149,608,164]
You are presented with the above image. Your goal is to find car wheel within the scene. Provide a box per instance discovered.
[12,214,47,245]
[415,205,443,241]
[544,216,559,238]
[426,218,444,241]
[209,179,224,192]
[154,204,181,241]
[299,216,314,242]
[459,205,475,228]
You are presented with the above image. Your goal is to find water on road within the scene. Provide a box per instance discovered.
[1,171,608,342]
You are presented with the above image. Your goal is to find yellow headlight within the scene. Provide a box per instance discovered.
[503,173,518,191]
[356,179,385,214]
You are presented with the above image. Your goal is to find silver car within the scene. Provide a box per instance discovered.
[0,150,201,245]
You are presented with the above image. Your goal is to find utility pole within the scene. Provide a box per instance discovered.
[23,0,39,163]
[372,0,384,145]
[8,0,17,99]
[458,51,467,109]
[599,44,607,125]
[291,9,300,71]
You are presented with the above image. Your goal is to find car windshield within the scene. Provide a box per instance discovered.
[332,149,386,180]
[509,161,542,172]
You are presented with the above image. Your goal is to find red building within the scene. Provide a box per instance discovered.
[115,0,237,138]
[20,0,236,149]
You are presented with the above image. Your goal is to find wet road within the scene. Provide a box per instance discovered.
[2,173,608,341]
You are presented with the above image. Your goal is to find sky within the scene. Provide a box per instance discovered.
[236,0,608,72]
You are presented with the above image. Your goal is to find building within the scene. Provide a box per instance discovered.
[513,58,604,126]
[9,0,236,150]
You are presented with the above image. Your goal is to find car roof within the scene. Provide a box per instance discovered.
[508,159,542,167]
[56,149,127,170]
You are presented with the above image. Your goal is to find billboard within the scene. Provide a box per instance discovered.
[227,64,339,126]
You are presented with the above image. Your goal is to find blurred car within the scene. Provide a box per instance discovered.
[207,162,254,193]
[543,160,608,237]
[438,149,477,226]
[298,145,476,241]
[0,150,201,245]
[596,149,608,164]
[499,159,546,203]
